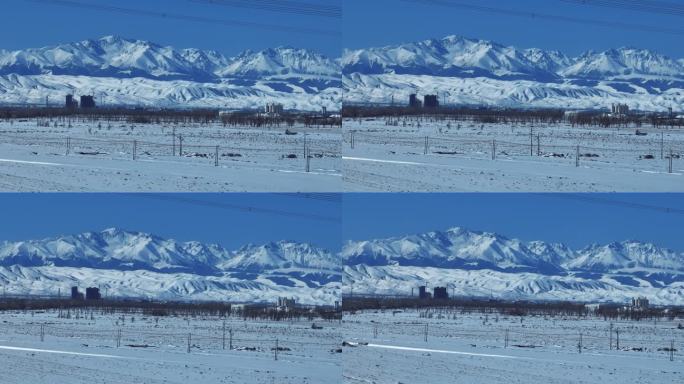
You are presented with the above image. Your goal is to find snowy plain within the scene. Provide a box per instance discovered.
[0,118,341,191]
[343,309,683,384]
[0,309,341,384]
[342,117,683,192]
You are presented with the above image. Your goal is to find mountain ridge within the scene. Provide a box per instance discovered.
[342,35,684,111]
[0,36,342,110]
[0,229,340,305]
[343,227,684,305]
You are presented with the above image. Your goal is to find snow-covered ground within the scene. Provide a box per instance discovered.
[343,309,683,384]
[0,119,340,191]
[0,309,341,384]
[342,117,683,191]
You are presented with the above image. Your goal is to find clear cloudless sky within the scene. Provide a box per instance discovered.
[0,193,341,251]
[344,0,684,58]
[343,193,684,252]
[2,0,340,57]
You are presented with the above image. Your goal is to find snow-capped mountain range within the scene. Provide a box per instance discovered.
[0,228,340,305]
[343,227,684,305]
[0,36,341,110]
[343,35,684,111]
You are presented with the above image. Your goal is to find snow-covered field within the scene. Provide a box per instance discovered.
[342,117,683,191]
[0,309,341,384]
[0,119,340,191]
[343,309,683,384]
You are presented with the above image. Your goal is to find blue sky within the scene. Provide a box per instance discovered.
[0,193,341,251]
[344,0,684,58]
[2,0,341,57]
[343,193,684,252]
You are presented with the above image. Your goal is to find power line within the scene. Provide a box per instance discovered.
[536,193,684,216]
[130,194,341,223]
[400,0,684,36]
[189,0,342,18]
[27,0,340,37]
[281,193,342,203]
[561,0,684,18]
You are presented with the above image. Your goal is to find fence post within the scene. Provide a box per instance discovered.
[187,333,191,354]
[575,145,580,167]
[172,128,176,156]
[222,320,226,350]
[179,135,183,157]
[229,328,233,350]
[424,324,428,342]
[215,145,219,167]
[578,332,582,354]
[661,131,664,159]
[670,340,674,362]
[424,136,429,155]
[350,131,355,149]
[669,149,673,174]
[306,147,311,173]
[65,137,70,155]
[274,338,279,361]
[537,134,541,156]
[491,139,496,160]
[530,128,533,156]
[133,140,137,160]
[616,329,620,350]
[116,328,121,348]
[609,323,613,350]
[504,328,509,348]
[40,324,44,342]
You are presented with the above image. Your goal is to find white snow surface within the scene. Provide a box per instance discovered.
[343,309,683,383]
[0,310,341,384]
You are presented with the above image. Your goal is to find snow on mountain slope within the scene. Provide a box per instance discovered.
[343,35,684,111]
[0,36,341,110]
[344,227,684,304]
[0,229,340,305]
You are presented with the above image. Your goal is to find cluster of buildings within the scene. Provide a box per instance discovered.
[417,285,449,300]
[631,296,649,309]
[65,94,96,109]
[409,93,439,108]
[70,286,101,301]
[610,103,630,116]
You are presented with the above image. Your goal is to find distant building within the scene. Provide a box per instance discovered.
[277,297,296,310]
[409,94,422,108]
[85,287,101,300]
[611,103,629,116]
[423,94,439,108]
[65,94,78,109]
[433,287,448,300]
[71,286,84,300]
[418,285,431,299]
[631,297,649,309]
[264,102,284,116]
[80,95,96,109]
